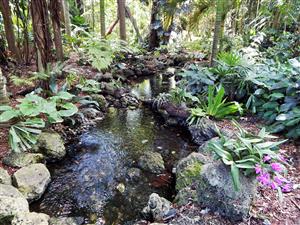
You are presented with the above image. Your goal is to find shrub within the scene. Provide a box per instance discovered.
[207,121,290,195]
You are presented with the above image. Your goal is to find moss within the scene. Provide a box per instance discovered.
[176,161,202,191]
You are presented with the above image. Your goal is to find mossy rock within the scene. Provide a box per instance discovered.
[176,161,202,191]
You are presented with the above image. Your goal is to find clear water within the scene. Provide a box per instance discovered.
[32,75,196,224]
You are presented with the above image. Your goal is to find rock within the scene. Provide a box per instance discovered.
[142,193,176,221]
[0,184,29,223]
[138,151,165,174]
[3,152,45,168]
[13,163,51,202]
[126,168,141,182]
[0,168,11,185]
[198,137,220,153]
[188,118,218,145]
[175,152,208,191]
[49,217,84,225]
[11,212,49,225]
[196,161,256,222]
[120,94,139,108]
[91,94,108,111]
[81,108,103,119]
[123,68,135,77]
[174,186,197,206]
[35,132,66,161]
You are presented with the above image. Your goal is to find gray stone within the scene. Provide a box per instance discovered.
[138,151,165,174]
[35,132,66,161]
[3,152,45,168]
[126,168,141,182]
[0,184,29,222]
[13,163,51,202]
[188,118,218,145]
[11,212,49,225]
[196,161,256,222]
[174,187,197,206]
[91,94,108,110]
[142,193,175,221]
[0,168,11,184]
[175,152,207,191]
[49,216,84,225]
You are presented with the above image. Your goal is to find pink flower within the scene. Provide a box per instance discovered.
[263,155,272,162]
[257,172,270,186]
[282,184,292,193]
[255,164,262,174]
[270,182,277,190]
[278,155,286,162]
[270,163,282,172]
[274,176,286,186]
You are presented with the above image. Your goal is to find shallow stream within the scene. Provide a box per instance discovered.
[31,75,196,224]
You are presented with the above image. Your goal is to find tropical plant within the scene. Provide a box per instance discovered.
[0,92,78,152]
[179,64,216,95]
[76,79,101,94]
[187,86,242,125]
[169,87,199,106]
[207,121,290,194]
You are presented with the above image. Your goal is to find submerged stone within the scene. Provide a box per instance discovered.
[138,151,165,174]
[3,152,45,168]
[13,163,51,202]
[49,216,84,225]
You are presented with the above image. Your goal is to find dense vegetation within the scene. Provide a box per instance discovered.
[0,0,299,223]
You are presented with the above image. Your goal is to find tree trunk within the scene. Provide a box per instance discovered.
[210,0,224,67]
[149,0,160,49]
[125,7,142,43]
[91,0,95,31]
[117,0,126,41]
[100,0,105,37]
[106,18,119,36]
[76,0,84,15]
[62,0,71,36]
[49,0,64,61]
[30,0,52,71]
[0,0,21,62]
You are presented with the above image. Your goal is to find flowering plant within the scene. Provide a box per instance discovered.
[207,120,291,195]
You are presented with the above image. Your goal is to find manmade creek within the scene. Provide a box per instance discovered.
[31,75,197,224]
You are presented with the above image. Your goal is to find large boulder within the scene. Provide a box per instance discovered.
[35,132,66,161]
[91,94,108,111]
[188,118,218,145]
[196,161,256,222]
[0,168,11,185]
[49,216,84,225]
[13,163,51,202]
[11,212,49,225]
[138,151,165,174]
[3,152,45,168]
[0,184,29,223]
[142,193,176,222]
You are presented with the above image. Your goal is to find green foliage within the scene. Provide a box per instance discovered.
[0,92,78,152]
[76,78,101,94]
[188,86,242,124]
[246,58,300,138]
[169,87,199,105]
[179,64,216,95]
[207,121,286,191]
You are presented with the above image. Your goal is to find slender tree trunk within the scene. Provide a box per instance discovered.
[30,0,52,71]
[0,37,7,65]
[91,0,95,31]
[62,0,71,36]
[149,0,159,49]
[0,68,8,104]
[117,0,126,41]
[106,18,119,36]
[0,0,21,62]
[49,0,64,61]
[125,7,142,43]
[76,0,84,15]
[100,0,106,37]
[210,0,224,67]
